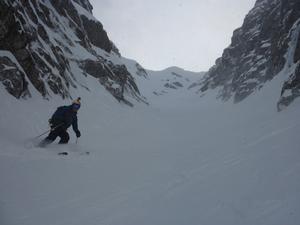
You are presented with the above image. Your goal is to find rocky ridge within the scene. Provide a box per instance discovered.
[143,67,204,98]
[192,0,300,110]
[0,0,147,105]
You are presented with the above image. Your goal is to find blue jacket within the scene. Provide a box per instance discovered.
[51,105,79,133]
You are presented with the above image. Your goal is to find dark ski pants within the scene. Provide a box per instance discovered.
[45,127,70,144]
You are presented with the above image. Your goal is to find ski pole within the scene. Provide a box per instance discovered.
[33,123,63,139]
[34,129,52,139]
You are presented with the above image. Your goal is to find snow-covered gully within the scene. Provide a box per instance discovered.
[1,72,300,225]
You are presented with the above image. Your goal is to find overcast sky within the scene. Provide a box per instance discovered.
[89,0,256,72]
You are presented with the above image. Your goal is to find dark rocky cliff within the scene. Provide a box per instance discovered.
[193,0,300,110]
[0,0,147,105]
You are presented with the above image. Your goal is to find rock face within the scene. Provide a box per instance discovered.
[0,0,146,105]
[194,0,300,109]
[0,53,28,98]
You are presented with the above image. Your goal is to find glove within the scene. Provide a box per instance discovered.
[48,118,53,126]
[75,130,81,138]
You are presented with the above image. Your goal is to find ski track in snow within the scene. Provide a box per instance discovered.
[244,123,300,148]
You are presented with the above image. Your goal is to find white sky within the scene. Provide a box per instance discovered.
[89,0,256,72]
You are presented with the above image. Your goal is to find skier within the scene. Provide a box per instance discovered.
[39,97,81,147]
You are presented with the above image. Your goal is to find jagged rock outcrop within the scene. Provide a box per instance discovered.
[0,53,29,98]
[193,0,300,109]
[0,0,147,105]
[73,0,93,13]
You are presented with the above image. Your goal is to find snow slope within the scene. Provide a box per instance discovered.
[0,69,300,225]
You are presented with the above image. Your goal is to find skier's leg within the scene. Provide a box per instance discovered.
[38,129,59,147]
[58,130,70,144]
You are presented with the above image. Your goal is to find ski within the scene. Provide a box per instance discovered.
[58,151,90,156]
[58,152,68,156]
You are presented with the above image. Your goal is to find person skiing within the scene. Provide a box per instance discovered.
[39,97,81,147]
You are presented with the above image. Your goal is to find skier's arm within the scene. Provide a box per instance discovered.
[72,116,81,137]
